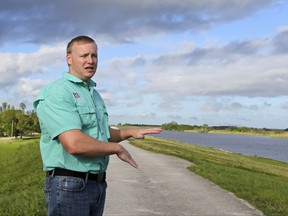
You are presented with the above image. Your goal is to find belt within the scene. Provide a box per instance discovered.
[46,168,106,183]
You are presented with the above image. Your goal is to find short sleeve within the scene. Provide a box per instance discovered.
[35,93,82,139]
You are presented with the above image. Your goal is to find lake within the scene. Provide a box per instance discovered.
[151,131,288,163]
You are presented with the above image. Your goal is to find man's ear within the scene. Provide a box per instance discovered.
[66,53,72,66]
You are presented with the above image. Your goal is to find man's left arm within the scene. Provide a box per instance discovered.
[109,127,162,143]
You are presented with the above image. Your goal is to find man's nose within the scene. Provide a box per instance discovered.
[87,55,95,63]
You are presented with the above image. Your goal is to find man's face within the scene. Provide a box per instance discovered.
[66,42,98,82]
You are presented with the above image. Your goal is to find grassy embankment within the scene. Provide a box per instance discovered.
[0,137,46,216]
[130,136,288,216]
[1,134,288,215]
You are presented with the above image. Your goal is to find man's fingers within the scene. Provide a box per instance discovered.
[117,145,138,168]
[146,128,163,134]
[134,127,163,139]
[128,158,138,169]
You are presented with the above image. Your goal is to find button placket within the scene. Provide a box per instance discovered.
[89,87,107,141]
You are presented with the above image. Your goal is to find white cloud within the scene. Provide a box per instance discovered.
[140,37,288,100]
[281,101,288,109]
[0,44,65,87]
[16,78,50,99]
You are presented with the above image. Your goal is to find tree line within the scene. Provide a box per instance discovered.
[0,102,40,137]
[2,102,286,138]
[161,121,286,134]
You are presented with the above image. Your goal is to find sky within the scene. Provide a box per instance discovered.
[0,0,288,129]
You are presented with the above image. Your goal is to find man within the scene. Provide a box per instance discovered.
[33,35,162,216]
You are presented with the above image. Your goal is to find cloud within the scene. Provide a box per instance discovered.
[152,39,268,66]
[1,1,286,105]
[141,112,156,118]
[202,102,223,112]
[272,28,288,54]
[140,35,288,99]
[202,100,272,113]
[91,27,288,116]
[0,44,66,88]
[0,77,51,110]
[1,25,287,115]
[0,0,276,45]
[281,101,288,109]
[0,0,287,128]
[15,78,49,98]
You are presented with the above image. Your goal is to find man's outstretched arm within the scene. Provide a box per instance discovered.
[108,127,162,143]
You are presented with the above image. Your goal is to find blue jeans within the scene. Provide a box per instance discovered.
[44,176,107,216]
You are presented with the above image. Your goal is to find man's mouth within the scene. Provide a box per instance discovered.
[85,66,95,71]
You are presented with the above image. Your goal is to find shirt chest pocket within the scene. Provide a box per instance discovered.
[77,106,98,128]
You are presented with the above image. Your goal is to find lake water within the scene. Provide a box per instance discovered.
[151,131,288,163]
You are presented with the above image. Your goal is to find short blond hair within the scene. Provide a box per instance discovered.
[66,35,96,54]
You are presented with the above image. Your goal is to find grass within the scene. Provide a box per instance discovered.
[1,135,288,215]
[0,137,46,216]
[130,136,288,216]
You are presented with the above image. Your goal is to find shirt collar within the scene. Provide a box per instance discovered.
[63,72,97,87]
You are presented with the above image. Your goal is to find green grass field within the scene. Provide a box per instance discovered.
[1,136,288,215]
[0,137,46,216]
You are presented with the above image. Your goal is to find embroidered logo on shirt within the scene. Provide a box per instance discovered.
[73,92,80,98]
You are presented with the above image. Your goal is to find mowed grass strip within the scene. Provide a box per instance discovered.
[0,137,46,216]
[129,136,288,216]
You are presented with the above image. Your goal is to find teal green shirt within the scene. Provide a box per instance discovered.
[33,72,110,173]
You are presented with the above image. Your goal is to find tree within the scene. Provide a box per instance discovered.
[1,109,18,137]
[19,103,27,113]
[1,102,8,112]
[0,102,40,137]
[200,124,210,133]
[26,110,40,134]
[17,113,31,138]
[0,113,4,136]
[162,121,180,131]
